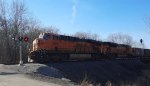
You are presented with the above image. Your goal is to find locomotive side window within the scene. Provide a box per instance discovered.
[39,33,49,39]
[43,33,49,39]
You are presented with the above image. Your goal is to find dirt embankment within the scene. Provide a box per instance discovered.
[45,59,150,85]
[0,59,150,86]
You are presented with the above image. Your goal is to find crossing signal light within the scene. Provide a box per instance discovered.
[18,36,29,42]
[24,37,29,42]
[18,37,23,42]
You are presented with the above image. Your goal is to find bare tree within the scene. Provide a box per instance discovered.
[74,32,100,40]
[41,26,60,34]
[107,33,134,46]
[0,0,62,64]
[74,32,89,39]
[0,0,34,64]
[0,0,10,63]
[90,33,101,41]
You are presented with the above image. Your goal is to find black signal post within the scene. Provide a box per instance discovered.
[140,39,144,59]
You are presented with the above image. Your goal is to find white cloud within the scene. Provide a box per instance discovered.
[71,0,78,24]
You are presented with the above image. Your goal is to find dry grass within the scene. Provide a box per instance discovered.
[80,68,150,86]
[80,78,93,86]
[80,76,101,86]
[80,78,150,86]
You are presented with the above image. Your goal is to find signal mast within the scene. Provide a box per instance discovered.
[18,32,29,66]
[140,39,144,59]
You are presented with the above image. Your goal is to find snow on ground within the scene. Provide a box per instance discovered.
[0,64,78,86]
[0,74,60,86]
[4,63,64,78]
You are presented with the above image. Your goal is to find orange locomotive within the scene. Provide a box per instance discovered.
[29,33,103,62]
[28,33,136,63]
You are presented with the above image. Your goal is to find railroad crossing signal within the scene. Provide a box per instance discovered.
[18,36,29,66]
[18,36,29,42]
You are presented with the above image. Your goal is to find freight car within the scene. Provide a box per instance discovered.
[28,33,150,63]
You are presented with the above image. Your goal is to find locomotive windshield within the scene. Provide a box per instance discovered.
[39,33,44,39]
[39,33,57,40]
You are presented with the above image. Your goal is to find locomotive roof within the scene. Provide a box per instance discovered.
[118,44,131,47]
[39,33,131,47]
[40,33,102,42]
[102,42,118,47]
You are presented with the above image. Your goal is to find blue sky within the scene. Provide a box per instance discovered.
[24,0,150,48]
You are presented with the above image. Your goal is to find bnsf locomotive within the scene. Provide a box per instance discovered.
[28,33,150,63]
